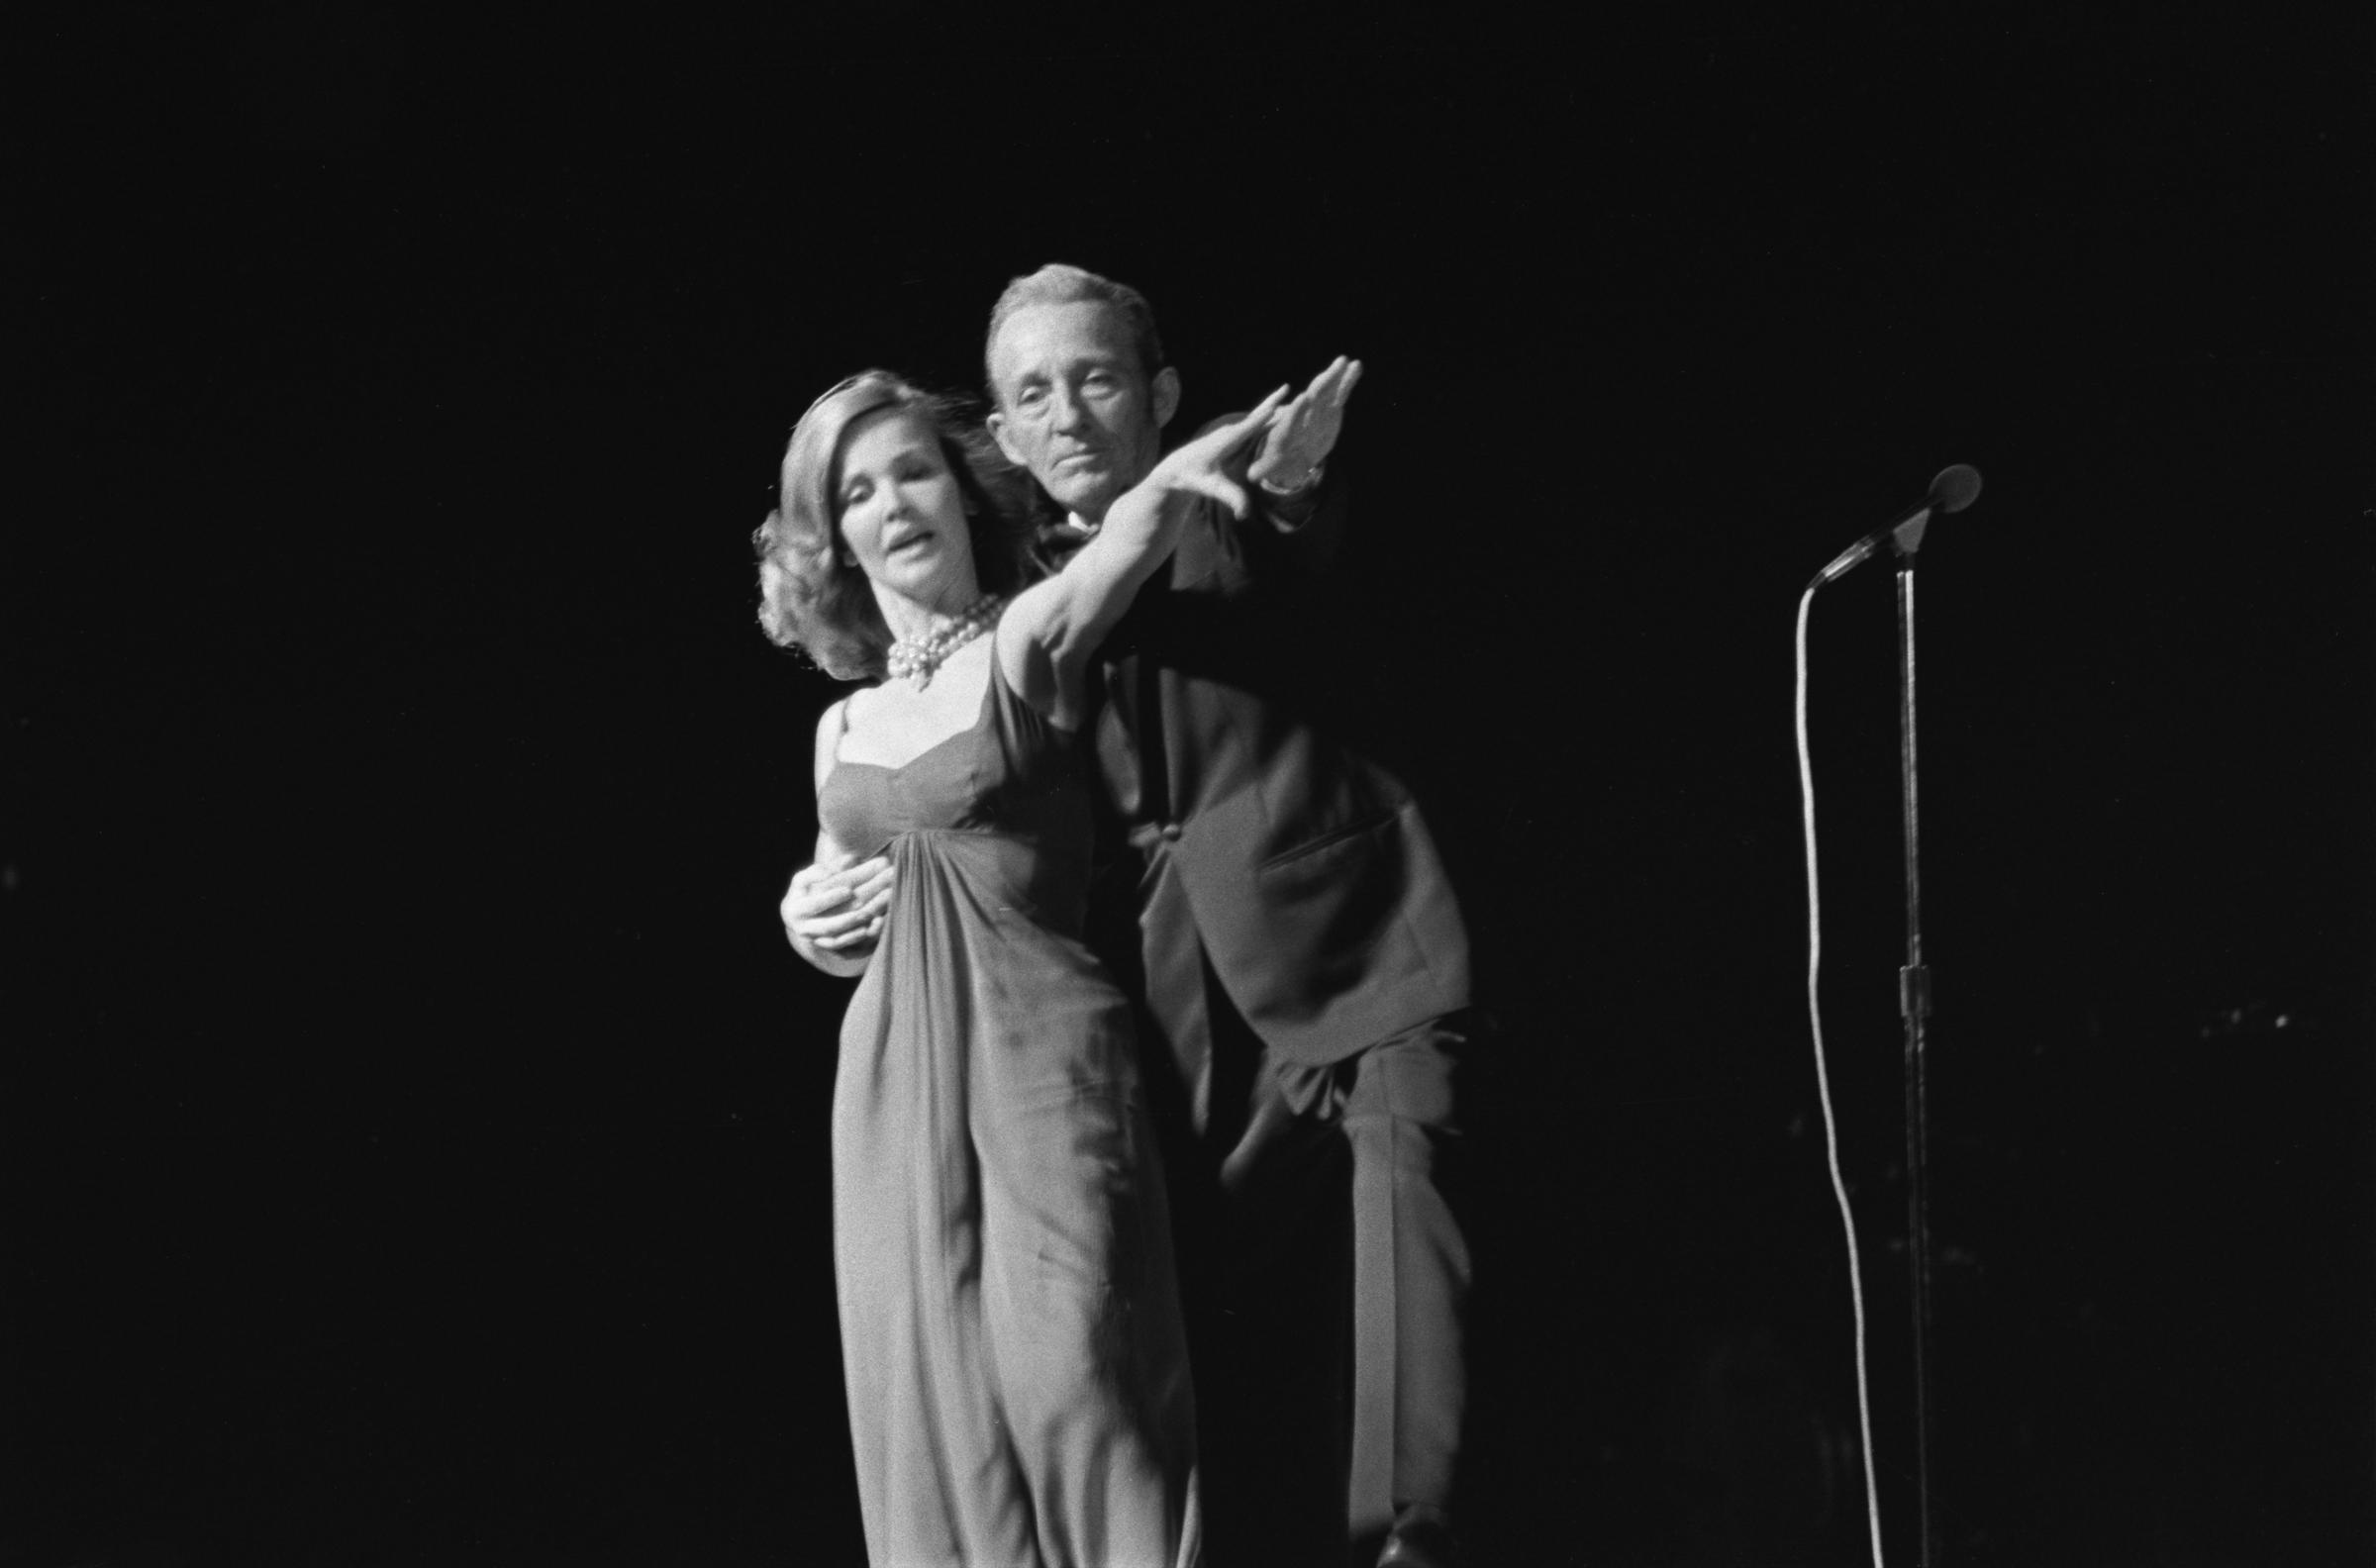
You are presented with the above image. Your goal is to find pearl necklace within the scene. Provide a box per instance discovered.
[885,594,1005,688]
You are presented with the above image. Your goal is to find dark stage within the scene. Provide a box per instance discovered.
[11,10,2373,1565]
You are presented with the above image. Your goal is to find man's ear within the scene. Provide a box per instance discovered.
[986,409,1027,467]
[1151,366,1182,432]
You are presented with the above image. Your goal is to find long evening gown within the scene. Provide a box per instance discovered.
[816,650,1200,1568]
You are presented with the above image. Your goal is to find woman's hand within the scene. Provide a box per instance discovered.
[783,854,893,961]
[998,382,1295,732]
[1139,382,1294,520]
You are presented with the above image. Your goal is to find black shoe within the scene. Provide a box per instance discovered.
[1376,1505,1464,1568]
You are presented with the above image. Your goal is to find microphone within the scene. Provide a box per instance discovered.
[1809,464,1983,589]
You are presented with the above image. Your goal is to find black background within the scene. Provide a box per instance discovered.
[11,7,2372,1565]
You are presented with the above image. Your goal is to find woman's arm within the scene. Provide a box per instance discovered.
[999,386,1290,728]
[780,699,892,979]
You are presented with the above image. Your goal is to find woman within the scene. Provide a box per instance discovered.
[753,369,1286,1567]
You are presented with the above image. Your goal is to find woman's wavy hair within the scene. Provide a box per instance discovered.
[754,370,1040,682]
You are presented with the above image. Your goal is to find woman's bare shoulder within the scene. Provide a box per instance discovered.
[812,694,857,789]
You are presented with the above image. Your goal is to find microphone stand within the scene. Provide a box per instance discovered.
[1889,511,1939,1568]
[1813,463,1977,1568]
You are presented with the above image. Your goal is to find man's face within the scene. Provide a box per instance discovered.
[986,301,1178,524]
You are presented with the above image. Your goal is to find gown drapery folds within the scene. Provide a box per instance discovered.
[817,651,1200,1568]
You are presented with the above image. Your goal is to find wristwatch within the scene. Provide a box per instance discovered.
[1256,458,1326,498]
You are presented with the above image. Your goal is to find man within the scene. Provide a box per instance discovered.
[983,262,1479,1568]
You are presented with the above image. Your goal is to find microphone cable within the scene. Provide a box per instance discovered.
[1795,583,1889,1568]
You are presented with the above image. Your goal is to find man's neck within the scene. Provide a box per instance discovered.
[1054,457,1158,537]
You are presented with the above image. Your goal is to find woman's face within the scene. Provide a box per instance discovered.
[833,407,978,608]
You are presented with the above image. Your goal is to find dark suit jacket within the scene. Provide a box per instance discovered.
[1046,470,1473,1069]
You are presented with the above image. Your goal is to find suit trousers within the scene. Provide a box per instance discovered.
[1147,936,1475,1567]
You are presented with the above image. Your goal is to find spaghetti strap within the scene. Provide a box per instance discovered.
[823,694,857,774]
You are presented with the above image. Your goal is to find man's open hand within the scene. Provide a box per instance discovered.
[1249,355,1362,493]
[783,855,893,953]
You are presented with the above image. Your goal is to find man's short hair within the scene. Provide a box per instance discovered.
[983,262,1167,399]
